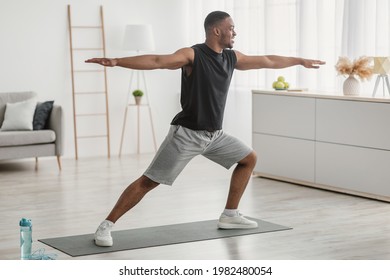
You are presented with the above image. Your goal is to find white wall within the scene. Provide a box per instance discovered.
[0,0,191,158]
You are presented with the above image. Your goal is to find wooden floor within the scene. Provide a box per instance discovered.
[0,154,389,260]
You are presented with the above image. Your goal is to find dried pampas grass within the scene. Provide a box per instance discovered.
[335,56,373,81]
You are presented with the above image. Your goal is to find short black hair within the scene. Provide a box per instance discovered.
[204,11,231,32]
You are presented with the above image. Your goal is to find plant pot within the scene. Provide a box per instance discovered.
[134,96,142,105]
[343,75,360,96]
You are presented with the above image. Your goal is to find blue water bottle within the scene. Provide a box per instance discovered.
[19,218,32,260]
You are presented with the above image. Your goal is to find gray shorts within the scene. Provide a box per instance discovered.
[143,125,252,185]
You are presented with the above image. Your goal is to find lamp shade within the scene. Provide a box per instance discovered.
[123,24,155,52]
[373,57,390,74]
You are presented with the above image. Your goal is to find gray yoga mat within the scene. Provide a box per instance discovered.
[39,218,291,257]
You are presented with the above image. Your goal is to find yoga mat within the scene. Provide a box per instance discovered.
[39,218,291,257]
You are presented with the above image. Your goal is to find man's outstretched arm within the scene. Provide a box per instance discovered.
[85,47,194,70]
[234,50,325,70]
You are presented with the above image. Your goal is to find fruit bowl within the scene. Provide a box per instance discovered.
[272,76,289,90]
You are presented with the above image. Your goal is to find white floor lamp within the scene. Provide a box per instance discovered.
[372,56,390,97]
[119,24,157,156]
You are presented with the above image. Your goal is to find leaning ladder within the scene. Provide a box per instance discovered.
[67,5,111,159]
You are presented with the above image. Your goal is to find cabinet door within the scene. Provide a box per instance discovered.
[316,99,390,150]
[252,94,315,140]
[316,142,390,197]
[253,133,315,182]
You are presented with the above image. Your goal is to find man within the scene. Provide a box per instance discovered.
[86,11,325,247]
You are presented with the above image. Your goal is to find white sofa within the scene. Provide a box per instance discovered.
[0,91,63,169]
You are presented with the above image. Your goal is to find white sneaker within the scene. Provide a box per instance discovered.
[217,213,258,229]
[94,220,114,247]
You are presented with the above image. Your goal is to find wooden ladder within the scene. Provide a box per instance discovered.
[67,5,110,159]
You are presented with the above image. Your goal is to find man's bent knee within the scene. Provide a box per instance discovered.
[238,151,257,168]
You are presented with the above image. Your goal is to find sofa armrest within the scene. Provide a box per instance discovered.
[47,105,63,156]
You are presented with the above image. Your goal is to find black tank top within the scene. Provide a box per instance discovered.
[171,43,237,131]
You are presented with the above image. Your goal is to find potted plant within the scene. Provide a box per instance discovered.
[335,56,373,96]
[132,89,144,105]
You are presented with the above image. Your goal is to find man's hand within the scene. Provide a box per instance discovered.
[85,58,118,67]
[301,59,326,69]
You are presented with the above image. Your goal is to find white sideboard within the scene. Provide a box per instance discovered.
[252,90,390,202]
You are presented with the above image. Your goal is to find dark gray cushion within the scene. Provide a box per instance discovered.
[33,101,54,130]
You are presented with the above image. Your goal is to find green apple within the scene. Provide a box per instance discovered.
[283,82,289,89]
[275,81,285,90]
[272,81,278,89]
[277,76,285,82]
